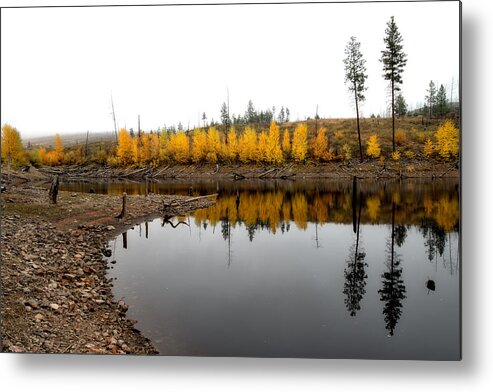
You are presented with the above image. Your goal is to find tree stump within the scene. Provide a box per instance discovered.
[115,192,127,219]
[49,175,59,204]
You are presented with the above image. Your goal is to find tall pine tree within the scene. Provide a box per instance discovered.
[344,36,367,162]
[380,16,407,152]
[425,81,437,119]
[435,84,448,118]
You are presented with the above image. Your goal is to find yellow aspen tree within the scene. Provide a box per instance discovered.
[342,143,351,161]
[192,129,207,163]
[257,131,269,163]
[281,129,291,158]
[206,127,221,163]
[423,138,434,158]
[132,137,141,164]
[311,127,329,161]
[169,132,190,163]
[238,127,258,163]
[1,124,25,175]
[266,120,284,165]
[149,133,160,166]
[38,147,47,165]
[435,120,459,159]
[292,124,308,162]
[117,128,135,165]
[140,133,152,164]
[45,151,59,166]
[159,131,169,162]
[366,134,381,158]
[225,127,238,162]
[54,133,64,164]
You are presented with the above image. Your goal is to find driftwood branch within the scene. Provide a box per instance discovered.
[259,168,277,178]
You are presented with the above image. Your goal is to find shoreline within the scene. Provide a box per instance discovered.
[31,160,459,182]
[1,183,215,354]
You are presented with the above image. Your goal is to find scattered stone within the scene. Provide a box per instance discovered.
[34,313,44,321]
[118,301,129,313]
[1,183,213,355]
[25,299,39,309]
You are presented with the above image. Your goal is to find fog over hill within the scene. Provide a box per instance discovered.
[24,131,116,148]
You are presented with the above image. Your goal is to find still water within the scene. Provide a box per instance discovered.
[64,179,460,359]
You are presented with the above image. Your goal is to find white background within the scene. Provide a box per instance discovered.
[1,0,458,137]
[1,1,492,391]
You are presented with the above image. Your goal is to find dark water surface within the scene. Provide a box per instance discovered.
[63,179,460,359]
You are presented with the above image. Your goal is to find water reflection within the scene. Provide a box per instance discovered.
[343,186,367,317]
[378,202,407,336]
[103,179,459,358]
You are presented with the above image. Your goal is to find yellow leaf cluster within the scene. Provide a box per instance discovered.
[366,134,381,158]
[435,120,459,160]
[192,129,208,163]
[311,127,329,161]
[1,123,25,166]
[423,138,434,158]
[168,132,190,163]
[292,124,308,162]
[238,127,258,163]
[117,128,134,165]
[282,129,291,158]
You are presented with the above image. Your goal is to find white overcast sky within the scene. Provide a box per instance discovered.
[1,1,460,138]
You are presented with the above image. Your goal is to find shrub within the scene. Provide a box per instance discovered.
[423,138,434,158]
[366,134,381,158]
[395,129,406,145]
[435,120,459,159]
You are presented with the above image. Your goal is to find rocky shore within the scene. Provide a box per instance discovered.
[1,183,215,354]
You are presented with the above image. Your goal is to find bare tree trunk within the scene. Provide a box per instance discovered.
[391,80,395,152]
[354,89,363,162]
[85,131,89,158]
[111,94,118,143]
[49,175,59,204]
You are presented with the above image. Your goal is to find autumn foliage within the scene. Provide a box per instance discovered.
[17,117,459,169]
[366,134,381,158]
[434,120,459,160]
[1,124,25,168]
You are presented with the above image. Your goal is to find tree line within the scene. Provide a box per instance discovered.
[1,16,460,171]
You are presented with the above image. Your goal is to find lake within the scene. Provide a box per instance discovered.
[62,178,460,359]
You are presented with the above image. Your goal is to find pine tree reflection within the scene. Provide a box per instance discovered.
[378,201,407,336]
[343,187,367,317]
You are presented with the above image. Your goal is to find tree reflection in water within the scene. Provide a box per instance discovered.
[378,201,407,336]
[343,184,367,317]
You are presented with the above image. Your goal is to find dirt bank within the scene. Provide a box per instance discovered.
[1,183,215,354]
[33,160,459,181]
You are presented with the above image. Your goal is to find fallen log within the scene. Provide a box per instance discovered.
[162,193,218,209]
[152,165,170,178]
[258,168,277,178]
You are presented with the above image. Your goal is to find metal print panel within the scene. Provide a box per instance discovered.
[1,1,460,359]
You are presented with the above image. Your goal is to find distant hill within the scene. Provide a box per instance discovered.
[24,131,116,148]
